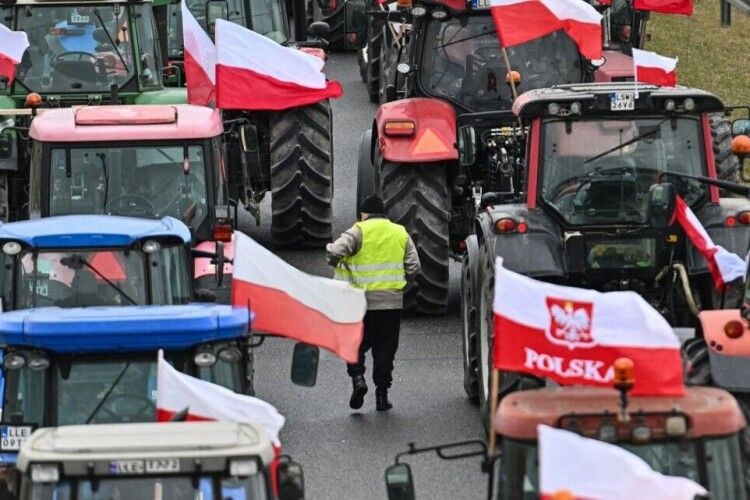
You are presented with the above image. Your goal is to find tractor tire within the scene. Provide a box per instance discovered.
[365,16,384,103]
[711,113,739,182]
[269,100,333,248]
[476,238,542,430]
[357,45,367,82]
[380,161,450,314]
[682,336,713,386]
[461,234,480,405]
[356,130,375,219]
[322,6,347,51]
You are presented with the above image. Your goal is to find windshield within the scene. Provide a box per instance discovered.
[49,145,208,230]
[540,117,707,225]
[168,0,287,57]
[26,475,268,499]
[3,350,243,427]
[11,5,137,93]
[498,436,746,500]
[419,15,583,112]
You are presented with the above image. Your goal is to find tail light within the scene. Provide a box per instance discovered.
[619,25,631,42]
[737,211,750,225]
[212,224,233,242]
[494,218,516,232]
[724,320,744,339]
[383,120,415,137]
[726,216,737,227]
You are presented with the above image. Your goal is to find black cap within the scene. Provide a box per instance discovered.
[359,195,385,215]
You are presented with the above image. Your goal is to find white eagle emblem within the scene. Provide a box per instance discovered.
[545,297,595,349]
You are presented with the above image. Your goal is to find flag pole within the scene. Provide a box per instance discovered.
[500,47,518,101]
[488,368,500,455]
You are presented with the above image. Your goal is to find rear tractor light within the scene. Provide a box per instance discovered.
[724,320,744,339]
[726,215,738,227]
[213,224,233,242]
[383,120,415,137]
[737,211,750,225]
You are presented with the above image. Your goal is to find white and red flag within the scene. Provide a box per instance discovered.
[231,232,365,363]
[492,259,684,395]
[181,0,216,106]
[633,0,692,15]
[674,196,745,290]
[539,425,707,500]
[215,19,343,111]
[0,24,29,85]
[633,48,678,87]
[489,0,602,60]
[156,350,285,445]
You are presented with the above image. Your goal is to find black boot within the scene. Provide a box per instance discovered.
[376,388,393,411]
[349,376,368,409]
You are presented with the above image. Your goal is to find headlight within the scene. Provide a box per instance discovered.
[229,459,258,477]
[28,351,50,370]
[2,241,21,255]
[218,345,242,363]
[30,464,60,483]
[3,352,25,370]
[142,240,161,254]
[194,348,217,367]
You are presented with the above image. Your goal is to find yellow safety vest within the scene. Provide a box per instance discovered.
[335,218,408,291]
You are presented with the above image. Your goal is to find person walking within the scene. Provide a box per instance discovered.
[326,195,420,411]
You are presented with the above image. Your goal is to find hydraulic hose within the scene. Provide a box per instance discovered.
[655,263,700,317]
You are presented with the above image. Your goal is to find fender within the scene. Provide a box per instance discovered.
[476,205,565,279]
[375,98,459,164]
[686,198,750,275]
[594,50,634,83]
[699,309,750,392]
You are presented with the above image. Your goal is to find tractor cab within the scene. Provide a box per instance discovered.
[384,386,748,499]
[16,421,304,500]
[0,304,251,466]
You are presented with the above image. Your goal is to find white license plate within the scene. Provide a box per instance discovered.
[146,458,180,473]
[0,426,33,451]
[471,0,491,8]
[110,460,145,475]
[610,91,635,111]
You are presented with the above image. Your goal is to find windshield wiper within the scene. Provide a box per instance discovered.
[84,362,131,424]
[93,8,129,74]
[436,30,493,50]
[60,254,137,305]
[96,152,109,210]
[583,118,670,165]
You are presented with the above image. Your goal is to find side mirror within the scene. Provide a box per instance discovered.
[731,118,750,137]
[646,182,676,229]
[290,342,319,387]
[277,460,305,500]
[308,21,330,39]
[385,463,415,500]
[239,124,259,153]
[206,0,229,34]
[458,125,477,167]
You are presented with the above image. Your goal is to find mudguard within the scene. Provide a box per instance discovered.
[375,98,458,164]
[476,205,565,279]
[699,309,750,392]
[687,198,750,275]
[594,50,634,83]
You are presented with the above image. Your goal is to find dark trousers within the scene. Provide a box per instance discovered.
[347,309,401,390]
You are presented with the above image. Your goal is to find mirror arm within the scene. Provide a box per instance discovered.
[395,439,488,464]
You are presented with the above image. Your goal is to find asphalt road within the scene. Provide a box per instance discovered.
[241,53,487,499]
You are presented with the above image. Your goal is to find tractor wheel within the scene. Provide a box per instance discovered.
[322,5,347,51]
[461,234,480,405]
[269,100,333,248]
[377,25,392,104]
[366,16,384,103]
[380,160,450,314]
[711,113,739,182]
[357,45,367,82]
[356,130,375,219]
[734,393,750,496]
[476,238,542,430]
[682,336,713,386]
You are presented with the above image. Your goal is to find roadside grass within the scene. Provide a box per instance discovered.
[647,0,750,107]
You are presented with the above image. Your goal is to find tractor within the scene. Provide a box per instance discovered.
[16,421,305,500]
[384,384,748,499]
[460,84,750,422]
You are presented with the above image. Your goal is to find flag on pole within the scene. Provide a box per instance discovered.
[633,48,678,87]
[674,196,746,290]
[0,24,29,85]
[539,425,708,500]
[181,0,216,106]
[156,350,285,445]
[489,0,603,60]
[231,232,365,363]
[492,259,684,395]
[633,0,692,15]
[215,20,343,111]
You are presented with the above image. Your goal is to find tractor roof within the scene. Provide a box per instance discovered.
[13,0,152,6]
[17,421,274,474]
[512,83,725,120]
[29,105,222,143]
[494,386,745,440]
[0,215,191,248]
[0,304,250,353]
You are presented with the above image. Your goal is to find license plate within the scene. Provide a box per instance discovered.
[609,91,635,111]
[110,460,145,475]
[69,10,90,24]
[0,425,33,451]
[146,458,180,473]
[471,0,491,8]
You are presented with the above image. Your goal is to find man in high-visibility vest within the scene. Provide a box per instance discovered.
[327,195,420,411]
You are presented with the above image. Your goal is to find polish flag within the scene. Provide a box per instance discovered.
[633,0,692,15]
[633,48,678,87]
[0,24,29,85]
[492,259,684,395]
[231,232,365,363]
[215,20,343,111]
[539,425,707,500]
[674,196,745,290]
[181,0,216,106]
[489,0,602,61]
[156,350,285,445]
